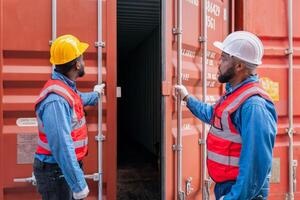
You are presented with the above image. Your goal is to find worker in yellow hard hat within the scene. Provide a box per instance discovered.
[50,34,89,77]
[33,34,104,200]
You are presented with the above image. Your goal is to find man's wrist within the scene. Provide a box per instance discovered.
[183,95,189,102]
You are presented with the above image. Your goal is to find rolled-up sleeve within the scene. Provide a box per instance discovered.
[41,99,87,193]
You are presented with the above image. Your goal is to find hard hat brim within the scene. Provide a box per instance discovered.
[78,42,89,55]
[213,41,223,51]
[50,42,89,65]
[213,40,262,65]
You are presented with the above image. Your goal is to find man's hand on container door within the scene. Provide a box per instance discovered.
[93,83,105,96]
[174,85,189,101]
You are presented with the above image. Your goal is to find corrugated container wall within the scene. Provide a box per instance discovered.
[235,0,300,199]
[163,0,300,199]
[0,0,116,199]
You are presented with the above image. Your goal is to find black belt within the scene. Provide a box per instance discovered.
[34,158,83,169]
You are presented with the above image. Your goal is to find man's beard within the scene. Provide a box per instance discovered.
[78,66,85,77]
[218,66,235,83]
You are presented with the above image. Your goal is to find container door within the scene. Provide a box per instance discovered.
[236,0,300,199]
[0,0,116,199]
[163,0,230,199]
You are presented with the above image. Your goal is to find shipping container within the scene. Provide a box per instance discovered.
[0,0,300,200]
[235,1,300,199]
[0,0,117,199]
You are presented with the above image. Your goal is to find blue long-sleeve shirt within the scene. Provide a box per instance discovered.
[187,75,277,199]
[34,71,99,193]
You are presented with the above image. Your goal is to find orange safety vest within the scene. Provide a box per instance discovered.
[207,82,273,182]
[35,79,88,161]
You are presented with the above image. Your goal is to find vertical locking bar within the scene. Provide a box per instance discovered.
[200,0,209,199]
[287,0,294,199]
[97,0,104,199]
[174,0,184,199]
[293,160,297,193]
[51,0,57,70]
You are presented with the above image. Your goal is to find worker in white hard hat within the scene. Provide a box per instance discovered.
[33,35,105,200]
[175,31,278,200]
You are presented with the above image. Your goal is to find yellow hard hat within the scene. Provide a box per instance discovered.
[50,34,89,65]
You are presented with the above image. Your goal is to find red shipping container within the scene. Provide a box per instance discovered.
[0,0,299,199]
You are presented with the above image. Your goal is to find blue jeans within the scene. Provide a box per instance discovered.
[33,158,83,200]
[214,181,264,200]
[214,181,236,200]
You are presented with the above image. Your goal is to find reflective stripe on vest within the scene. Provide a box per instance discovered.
[36,93,86,136]
[36,84,78,120]
[72,117,86,130]
[37,115,87,136]
[35,79,88,160]
[37,84,74,106]
[38,137,88,151]
[207,150,239,167]
[37,109,86,131]
[209,126,242,143]
[219,86,269,137]
[37,114,45,133]
[207,83,273,182]
[210,86,270,144]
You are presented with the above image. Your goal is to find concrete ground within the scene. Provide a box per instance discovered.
[117,140,160,200]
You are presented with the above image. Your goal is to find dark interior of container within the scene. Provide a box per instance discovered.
[117,0,161,199]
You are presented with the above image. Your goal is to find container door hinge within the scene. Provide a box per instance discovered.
[199,36,207,43]
[198,138,205,145]
[186,177,194,196]
[285,48,294,55]
[95,41,106,48]
[286,128,296,134]
[286,193,293,200]
[172,144,182,151]
[178,190,185,200]
[293,160,298,192]
[203,178,213,200]
[173,28,183,35]
[95,134,106,141]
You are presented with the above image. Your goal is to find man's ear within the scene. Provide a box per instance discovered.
[235,62,245,72]
[75,61,81,70]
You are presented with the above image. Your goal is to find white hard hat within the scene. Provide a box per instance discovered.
[213,31,264,65]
